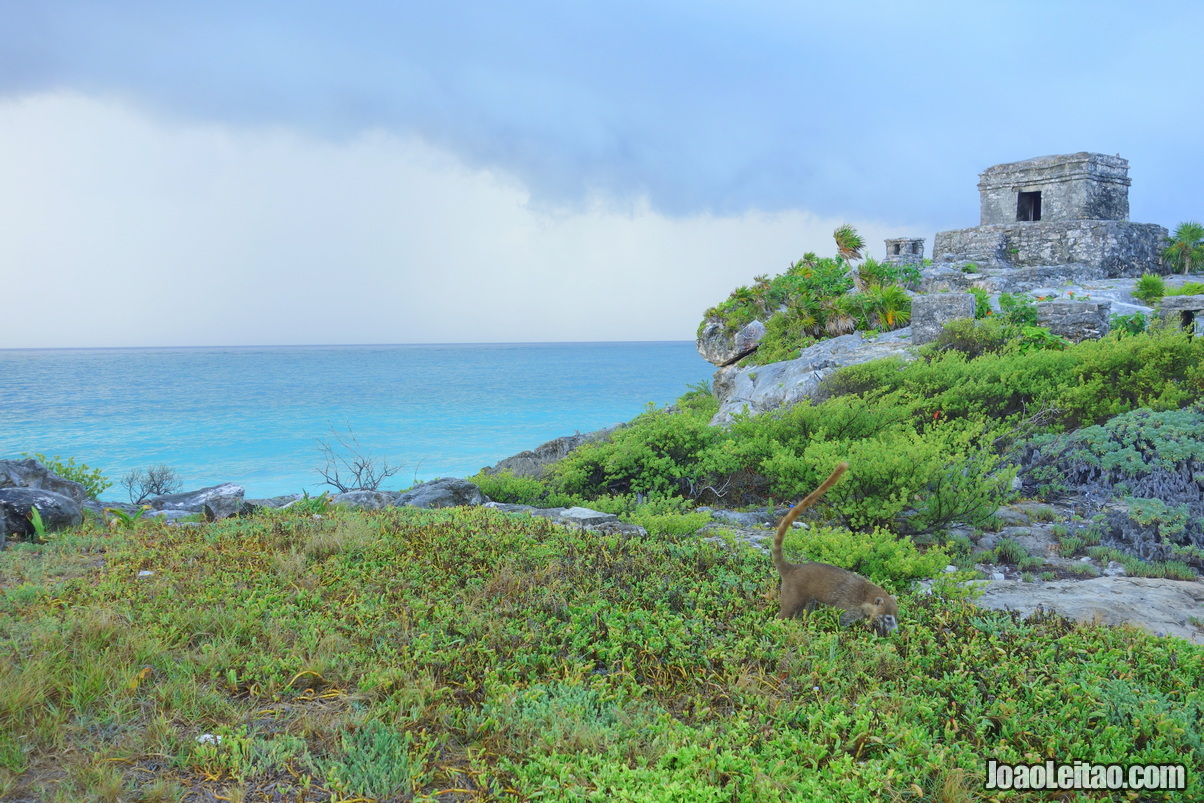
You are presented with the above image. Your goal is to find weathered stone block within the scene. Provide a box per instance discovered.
[1036,300,1112,342]
[911,293,976,345]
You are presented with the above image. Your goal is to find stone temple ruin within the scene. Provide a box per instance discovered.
[883,237,925,266]
[922,152,1167,292]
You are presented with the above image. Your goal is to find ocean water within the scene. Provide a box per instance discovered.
[1,342,713,500]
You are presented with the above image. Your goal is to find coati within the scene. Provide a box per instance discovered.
[773,462,899,633]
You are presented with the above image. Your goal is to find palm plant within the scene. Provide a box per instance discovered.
[833,224,866,262]
[1163,221,1204,275]
[834,223,868,291]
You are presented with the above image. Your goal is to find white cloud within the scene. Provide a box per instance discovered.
[0,93,908,349]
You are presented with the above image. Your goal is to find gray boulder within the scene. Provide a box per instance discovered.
[482,501,649,536]
[0,487,84,542]
[483,425,623,479]
[698,507,776,528]
[710,329,915,426]
[331,490,401,510]
[697,318,767,366]
[557,507,619,527]
[243,494,303,513]
[149,483,245,516]
[975,576,1204,645]
[0,458,88,506]
[394,478,488,509]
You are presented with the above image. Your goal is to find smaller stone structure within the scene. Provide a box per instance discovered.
[884,237,925,265]
[911,293,976,345]
[1156,295,1204,336]
[1036,300,1112,343]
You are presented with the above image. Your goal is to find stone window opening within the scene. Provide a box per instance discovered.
[1017,191,1042,222]
[890,243,901,255]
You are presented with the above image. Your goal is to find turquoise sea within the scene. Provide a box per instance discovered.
[1,342,713,500]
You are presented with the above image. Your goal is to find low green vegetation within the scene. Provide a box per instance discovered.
[1,507,1200,800]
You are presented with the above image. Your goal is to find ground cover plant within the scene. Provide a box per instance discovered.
[1,507,1200,801]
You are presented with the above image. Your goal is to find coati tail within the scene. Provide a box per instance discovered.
[771,462,849,574]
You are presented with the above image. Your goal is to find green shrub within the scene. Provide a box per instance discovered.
[1110,312,1149,336]
[993,537,1026,564]
[1058,323,1204,428]
[968,287,992,319]
[19,453,111,500]
[1132,272,1166,304]
[928,317,1013,358]
[471,469,554,506]
[778,523,955,589]
[549,404,723,500]
[1167,280,1204,297]
[998,292,1039,326]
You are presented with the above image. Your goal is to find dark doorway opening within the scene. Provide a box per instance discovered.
[1181,310,1196,338]
[1017,191,1042,222]
[890,243,901,255]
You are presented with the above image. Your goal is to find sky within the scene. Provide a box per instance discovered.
[2,1,1202,348]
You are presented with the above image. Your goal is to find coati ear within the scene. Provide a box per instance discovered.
[874,596,884,605]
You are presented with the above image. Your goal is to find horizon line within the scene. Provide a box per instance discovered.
[0,339,698,353]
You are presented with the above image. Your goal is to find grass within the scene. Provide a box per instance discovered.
[1,507,1201,801]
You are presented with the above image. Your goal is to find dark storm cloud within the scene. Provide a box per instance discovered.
[3,0,1202,228]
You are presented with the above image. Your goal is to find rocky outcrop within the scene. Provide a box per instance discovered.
[0,487,83,543]
[482,425,623,479]
[394,477,488,509]
[696,318,767,366]
[975,576,1204,645]
[710,329,915,426]
[0,458,88,506]
[148,483,246,520]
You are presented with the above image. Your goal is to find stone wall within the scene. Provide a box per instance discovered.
[934,220,1167,276]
